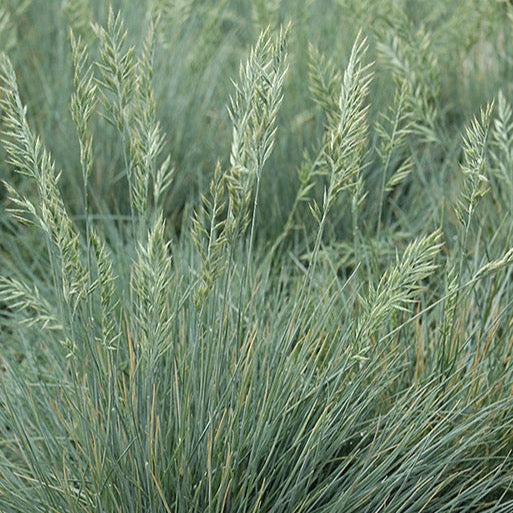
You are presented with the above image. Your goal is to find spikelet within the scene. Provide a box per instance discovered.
[225,25,288,242]
[0,276,62,331]
[192,162,228,308]
[356,230,443,355]
[94,9,172,218]
[131,215,173,362]
[455,102,494,225]
[70,30,97,194]
[0,55,88,310]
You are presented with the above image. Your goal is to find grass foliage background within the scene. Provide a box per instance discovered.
[1,0,513,511]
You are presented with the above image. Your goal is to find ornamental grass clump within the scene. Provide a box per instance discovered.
[1,2,513,512]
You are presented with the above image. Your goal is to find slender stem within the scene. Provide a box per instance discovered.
[247,172,261,283]
[351,192,359,266]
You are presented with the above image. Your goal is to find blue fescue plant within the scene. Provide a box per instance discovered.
[1,2,513,512]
